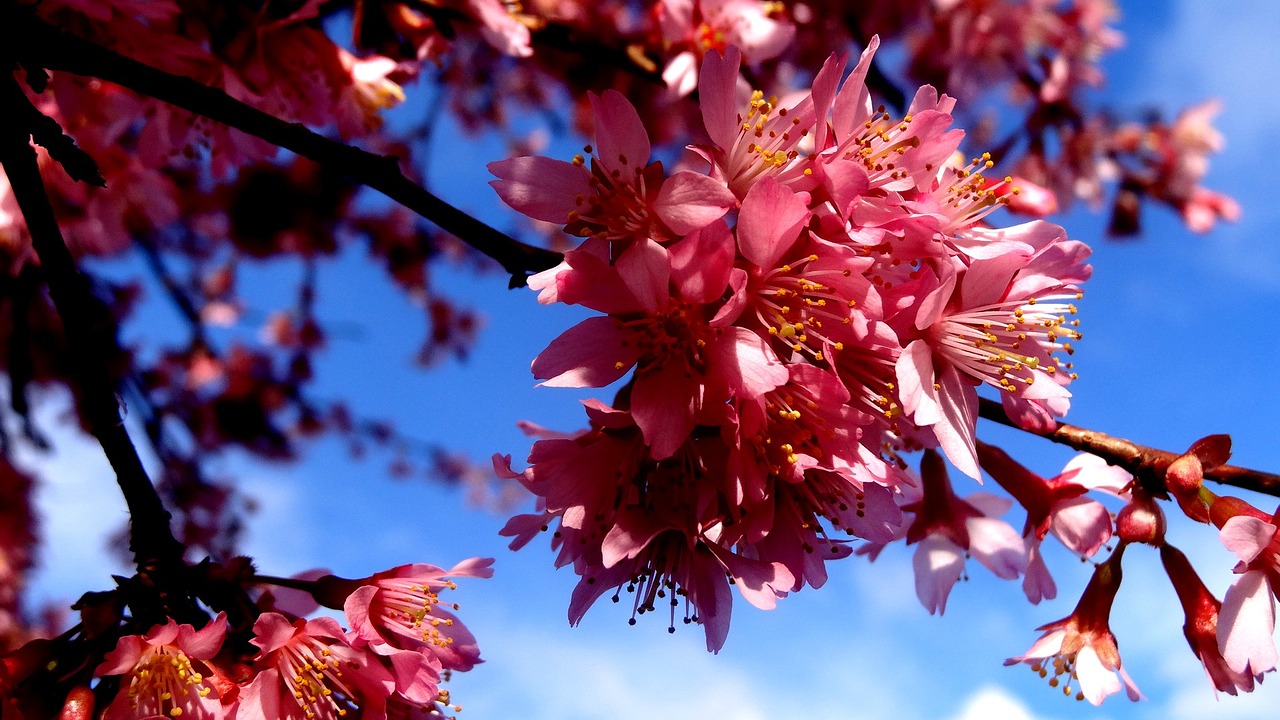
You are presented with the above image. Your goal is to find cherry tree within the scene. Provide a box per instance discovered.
[0,1,1274,718]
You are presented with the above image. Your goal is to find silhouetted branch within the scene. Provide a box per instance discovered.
[8,6,562,288]
[0,73,193,621]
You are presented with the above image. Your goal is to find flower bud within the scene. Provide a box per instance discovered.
[57,687,94,720]
[1165,452,1212,523]
[1116,492,1166,546]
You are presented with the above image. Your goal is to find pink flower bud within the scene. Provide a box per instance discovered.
[1166,452,1212,523]
[1115,492,1166,546]
[992,176,1059,217]
[57,687,94,720]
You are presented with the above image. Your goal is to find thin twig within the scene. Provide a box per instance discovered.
[9,8,562,288]
[977,397,1280,497]
[0,75,195,621]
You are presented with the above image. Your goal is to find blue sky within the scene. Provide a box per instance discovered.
[25,1,1280,718]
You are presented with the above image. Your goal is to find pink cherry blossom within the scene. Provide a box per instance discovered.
[895,221,1089,476]
[1214,506,1280,676]
[341,559,493,674]
[1161,544,1262,696]
[658,0,795,97]
[489,90,735,255]
[903,451,1026,614]
[239,614,395,720]
[1006,545,1141,705]
[95,615,229,720]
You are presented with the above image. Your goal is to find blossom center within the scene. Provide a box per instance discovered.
[374,579,460,650]
[277,639,358,720]
[124,646,212,718]
[930,295,1082,394]
[567,147,657,244]
[751,251,855,362]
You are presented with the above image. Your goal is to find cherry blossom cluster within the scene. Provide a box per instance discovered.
[1,559,491,720]
[493,40,1094,651]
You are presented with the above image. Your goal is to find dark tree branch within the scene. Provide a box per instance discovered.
[7,7,562,288]
[978,397,1280,497]
[0,74,195,622]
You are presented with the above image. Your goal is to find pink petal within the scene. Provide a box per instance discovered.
[736,177,810,269]
[895,339,941,426]
[654,171,736,235]
[831,36,879,143]
[532,317,637,387]
[182,613,228,659]
[615,238,671,314]
[1060,453,1133,496]
[488,156,590,223]
[96,636,146,676]
[1049,497,1113,557]
[913,534,964,615]
[249,612,298,655]
[809,51,847,152]
[631,361,698,459]
[1220,516,1277,564]
[446,557,496,578]
[1075,645,1124,705]
[705,543,793,610]
[1218,570,1279,675]
[819,157,870,217]
[699,47,743,150]
[344,585,382,643]
[966,516,1027,580]
[1022,538,1057,604]
[932,365,980,479]
[590,90,650,174]
[670,219,734,304]
[711,326,788,399]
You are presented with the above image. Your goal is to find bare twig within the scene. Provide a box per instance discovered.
[978,397,1280,497]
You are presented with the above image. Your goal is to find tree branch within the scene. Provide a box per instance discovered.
[9,7,562,288]
[977,397,1280,497]
[0,74,193,619]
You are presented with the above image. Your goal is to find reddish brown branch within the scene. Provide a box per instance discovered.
[977,398,1280,497]
[10,8,562,287]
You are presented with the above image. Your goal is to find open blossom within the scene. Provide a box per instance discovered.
[497,401,795,652]
[341,558,493,674]
[489,90,734,256]
[903,450,1026,614]
[657,0,795,96]
[894,220,1089,476]
[1161,544,1263,696]
[95,615,229,720]
[529,228,788,459]
[239,614,395,720]
[1006,545,1141,705]
[1210,498,1280,677]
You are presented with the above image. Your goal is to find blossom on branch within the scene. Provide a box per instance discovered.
[95,615,229,720]
[497,37,1098,648]
[1006,545,1142,705]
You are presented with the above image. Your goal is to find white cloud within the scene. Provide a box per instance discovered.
[21,396,129,606]
[457,622,772,720]
[946,686,1050,720]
